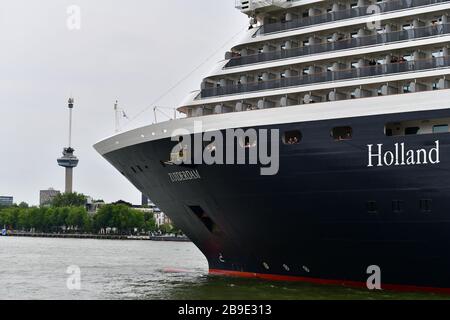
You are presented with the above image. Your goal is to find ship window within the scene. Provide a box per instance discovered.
[367,201,378,214]
[433,124,449,133]
[130,167,137,174]
[392,200,404,213]
[386,118,450,136]
[188,205,221,234]
[420,199,432,213]
[405,127,420,135]
[283,130,302,145]
[331,126,352,141]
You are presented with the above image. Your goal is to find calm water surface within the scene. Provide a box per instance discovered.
[0,237,448,300]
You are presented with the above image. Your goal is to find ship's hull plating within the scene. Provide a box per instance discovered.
[102,108,450,293]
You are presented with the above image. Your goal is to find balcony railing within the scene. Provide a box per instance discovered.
[258,0,450,35]
[226,24,450,68]
[201,56,450,98]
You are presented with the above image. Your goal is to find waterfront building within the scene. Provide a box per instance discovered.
[154,209,172,228]
[86,197,106,214]
[39,188,60,207]
[0,196,13,207]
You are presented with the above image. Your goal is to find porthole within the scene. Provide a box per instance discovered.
[263,262,270,270]
[367,201,378,214]
[283,130,302,145]
[420,199,432,214]
[331,126,352,141]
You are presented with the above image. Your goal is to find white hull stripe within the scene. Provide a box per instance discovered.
[94,89,450,155]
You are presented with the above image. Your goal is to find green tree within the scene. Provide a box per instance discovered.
[18,202,29,209]
[93,204,114,232]
[66,207,88,232]
[93,204,146,234]
[0,207,20,229]
[143,212,157,232]
[159,223,173,234]
[51,193,87,208]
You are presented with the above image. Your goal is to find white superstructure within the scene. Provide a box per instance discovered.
[177,0,450,118]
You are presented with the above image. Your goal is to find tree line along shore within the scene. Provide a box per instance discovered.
[0,193,180,236]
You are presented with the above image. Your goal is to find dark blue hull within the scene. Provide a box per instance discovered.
[103,108,450,292]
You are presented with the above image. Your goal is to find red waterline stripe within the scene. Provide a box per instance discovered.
[209,269,450,295]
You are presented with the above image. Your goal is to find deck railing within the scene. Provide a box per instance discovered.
[226,24,450,68]
[202,56,450,98]
[258,0,449,35]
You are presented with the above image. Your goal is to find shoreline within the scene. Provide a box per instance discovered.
[2,232,190,242]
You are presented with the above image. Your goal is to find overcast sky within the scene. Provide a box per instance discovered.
[0,0,247,205]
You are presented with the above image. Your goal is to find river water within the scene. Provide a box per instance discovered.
[0,237,447,300]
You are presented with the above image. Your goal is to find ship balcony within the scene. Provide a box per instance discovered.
[236,0,290,13]
[257,0,449,35]
[226,24,450,68]
[201,56,450,98]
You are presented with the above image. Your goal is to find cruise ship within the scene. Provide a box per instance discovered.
[95,0,450,293]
